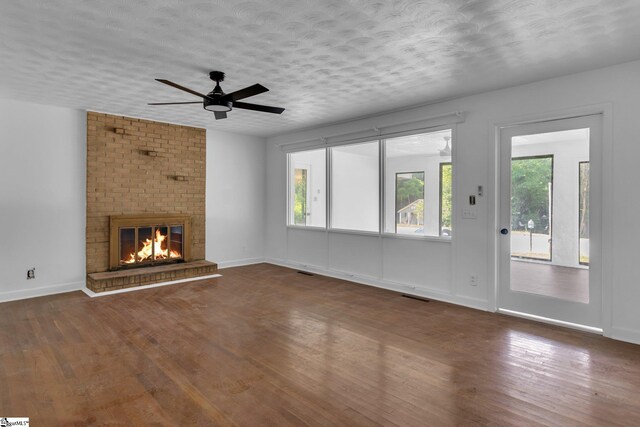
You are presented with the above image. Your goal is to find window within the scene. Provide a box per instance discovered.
[395,172,424,234]
[330,141,379,232]
[288,149,326,227]
[579,161,589,265]
[510,155,553,261]
[293,168,308,225]
[439,163,452,236]
[286,128,455,238]
[384,129,453,237]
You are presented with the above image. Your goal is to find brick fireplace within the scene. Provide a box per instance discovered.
[85,112,216,292]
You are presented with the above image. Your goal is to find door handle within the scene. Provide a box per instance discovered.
[500,228,509,235]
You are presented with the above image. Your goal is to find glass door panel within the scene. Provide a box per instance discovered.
[137,227,153,263]
[170,225,183,260]
[499,115,601,328]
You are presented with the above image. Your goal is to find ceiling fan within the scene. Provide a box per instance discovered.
[149,71,285,120]
[440,135,451,156]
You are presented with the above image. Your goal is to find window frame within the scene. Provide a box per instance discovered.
[285,125,456,243]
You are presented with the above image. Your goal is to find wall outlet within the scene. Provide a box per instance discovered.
[470,275,478,286]
[27,268,36,280]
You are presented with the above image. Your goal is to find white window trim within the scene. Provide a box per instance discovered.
[381,233,452,243]
[286,225,327,232]
[326,228,381,237]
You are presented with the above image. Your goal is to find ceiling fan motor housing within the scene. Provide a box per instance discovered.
[204,71,231,112]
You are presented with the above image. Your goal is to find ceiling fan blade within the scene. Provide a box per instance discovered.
[155,79,210,99]
[148,101,202,105]
[214,111,227,120]
[233,101,284,114]
[223,84,268,101]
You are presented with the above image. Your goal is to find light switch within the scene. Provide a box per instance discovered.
[462,208,477,219]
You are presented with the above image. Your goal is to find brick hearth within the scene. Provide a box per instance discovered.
[87,260,218,293]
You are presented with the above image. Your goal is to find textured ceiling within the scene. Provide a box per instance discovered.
[1,1,640,137]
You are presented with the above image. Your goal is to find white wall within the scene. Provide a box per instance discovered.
[0,99,86,301]
[0,100,267,299]
[205,129,267,267]
[265,59,640,345]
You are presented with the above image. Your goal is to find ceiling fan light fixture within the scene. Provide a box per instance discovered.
[203,98,232,112]
[440,135,451,156]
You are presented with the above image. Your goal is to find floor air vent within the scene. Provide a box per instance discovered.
[297,271,314,276]
[402,294,430,302]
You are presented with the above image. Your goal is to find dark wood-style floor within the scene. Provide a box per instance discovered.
[511,260,589,303]
[1,264,639,426]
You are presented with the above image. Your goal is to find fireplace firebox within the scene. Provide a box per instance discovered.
[109,215,191,270]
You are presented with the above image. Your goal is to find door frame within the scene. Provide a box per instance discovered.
[489,104,614,335]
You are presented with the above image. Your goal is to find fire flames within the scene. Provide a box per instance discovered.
[124,229,181,264]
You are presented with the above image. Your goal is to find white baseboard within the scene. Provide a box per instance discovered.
[264,257,489,311]
[609,326,640,346]
[82,274,222,297]
[216,257,265,269]
[497,308,603,334]
[0,280,85,303]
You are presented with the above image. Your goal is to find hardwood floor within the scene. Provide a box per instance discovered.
[1,263,639,426]
[511,260,589,303]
